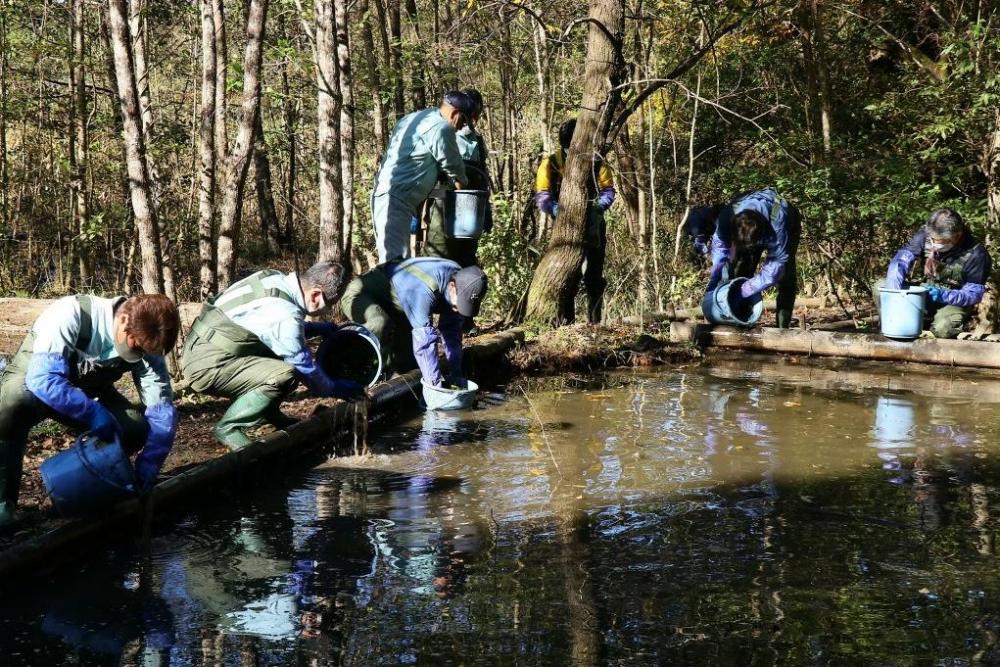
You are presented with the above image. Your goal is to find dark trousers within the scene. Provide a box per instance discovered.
[733,207,801,328]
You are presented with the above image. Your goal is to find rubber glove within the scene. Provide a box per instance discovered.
[886,249,916,290]
[534,191,557,216]
[412,326,444,386]
[410,216,420,234]
[597,187,615,212]
[925,286,944,304]
[133,402,177,492]
[439,312,465,387]
[303,321,340,339]
[25,353,98,422]
[89,404,123,443]
[305,367,364,399]
[706,260,729,292]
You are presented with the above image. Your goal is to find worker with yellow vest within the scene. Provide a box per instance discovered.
[534,118,616,324]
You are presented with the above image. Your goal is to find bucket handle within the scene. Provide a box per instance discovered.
[74,432,136,494]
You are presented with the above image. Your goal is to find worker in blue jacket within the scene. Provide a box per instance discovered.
[0,294,180,530]
[706,188,802,328]
[880,208,992,338]
[340,258,488,387]
[183,261,363,450]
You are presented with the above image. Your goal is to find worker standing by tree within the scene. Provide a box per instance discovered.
[0,294,180,530]
[706,188,802,329]
[371,92,473,263]
[340,258,487,388]
[878,208,992,338]
[534,118,616,324]
[182,262,362,450]
[423,88,492,267]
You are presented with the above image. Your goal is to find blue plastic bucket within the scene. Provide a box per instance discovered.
[317,323,383,388]
[40,433,136,517]
[702,278,764,327]
[444,190,488,239]
[879,286,926,339]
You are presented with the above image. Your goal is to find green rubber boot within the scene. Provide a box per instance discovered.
[214,390,276,451]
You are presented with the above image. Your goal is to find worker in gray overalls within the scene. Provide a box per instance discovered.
[0,294,180,530]
[182,261,363,450]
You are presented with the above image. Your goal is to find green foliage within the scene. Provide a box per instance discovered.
[477,194,536,319]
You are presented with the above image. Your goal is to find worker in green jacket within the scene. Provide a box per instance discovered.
[182,262,363,450]
[423,88,492,267]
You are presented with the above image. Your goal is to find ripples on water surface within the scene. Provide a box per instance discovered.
[4,361,1000,665]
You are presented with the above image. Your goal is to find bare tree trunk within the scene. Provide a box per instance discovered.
[107,0,163,294]
[213,0,229,168]
[358,0,387,155]
[813,0,833,156]
[70,0,91,285]
[336,0,355,259]
[254,107,282,255]
[0,2,9,231]
[198,0,218,297]
[217,0,269,288]
[524,0,625,325]
[387,0,404,119]
[315,0,345,262]
[402,0,425,109]
[281,61,297,246]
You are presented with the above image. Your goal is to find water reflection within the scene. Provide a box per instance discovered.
[5,366,1000,663]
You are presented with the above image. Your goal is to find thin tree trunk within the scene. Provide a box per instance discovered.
[107,0,163,294]
[387,0,404,119]
[0,1,8,231]
[358,0,387,155]
[315,0,345,262]
[254,107,282,255]
[402,0,425,109]
[524,0,625,325]
[281,61,297,246]
[336,0,355,258]
[812,0,833,156]
[217,0,269,288]
[70,0,91,285]
[198,0,217,297]
[101,12,134,283]
[213,0,229,167]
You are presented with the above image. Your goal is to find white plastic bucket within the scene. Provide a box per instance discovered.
[879,286,926,339]
[702,278,764,327]
[444,190,488,239]
[422,379,479,411]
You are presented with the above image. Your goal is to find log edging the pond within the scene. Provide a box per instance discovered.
[0,329,525,578]
[670,322,1000,369]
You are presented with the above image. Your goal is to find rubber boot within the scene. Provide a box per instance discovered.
[214,390,276,451]
[776,308,793,329]
[0,500,16,534]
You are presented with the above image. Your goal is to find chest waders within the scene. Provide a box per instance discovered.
[0,296,144,524]
[183,271,303,450]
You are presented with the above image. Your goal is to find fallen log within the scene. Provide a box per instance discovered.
[0,329,525,578]
[619,296,833,327]
[670,322,1000,370]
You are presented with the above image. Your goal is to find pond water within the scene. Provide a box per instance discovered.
[4,361,1000,665]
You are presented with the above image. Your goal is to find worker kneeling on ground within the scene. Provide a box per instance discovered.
[183,262,363,450]
[340,258,487,387]
[878,208,992,339]
[0,294,180,530]
[706,188,802,328]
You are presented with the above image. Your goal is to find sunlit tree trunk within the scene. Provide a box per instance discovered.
[402,0,425,109]
[107,0,163,294]
[358,0,387,156]
[336,0,355,259]
[198,0,217,297]
[525,0,625,325]
[217,0,269,288]
[0,1,7,231]
[213,0,228,168]
[315,0,345,262]
[70,0,91,285]
[387,0,404,119]
[281,61,297,247]
[254,108,282,255]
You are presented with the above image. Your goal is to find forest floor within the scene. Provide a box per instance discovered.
[0,297,856,550]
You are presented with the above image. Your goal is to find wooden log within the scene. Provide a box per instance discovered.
[0,329,524,577]
[618,296,833,327]
[670,322,1000,370]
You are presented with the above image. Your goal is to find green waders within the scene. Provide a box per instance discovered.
[182,271,301,450]
[0,296,147,528]
[339,261,441,377]
[733,199,801,328]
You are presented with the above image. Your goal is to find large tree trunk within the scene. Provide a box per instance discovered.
[217,0,269,288]
[524,0,625,326]
[213,0,228,168]
[315,0,345,262]
[254,107,282,255]
[198,0,218,297]
[335,0,355,259]
[107,0,163,294]
[70,0,91,285]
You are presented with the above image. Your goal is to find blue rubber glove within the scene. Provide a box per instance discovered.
[412,326,444,386]
[597,187,615,212]
[303,321,339,339]
[133,402,176,492]
[89,404,122,443]
[886,249,916,290]
[410,216,420,234]
[925,286,944,304]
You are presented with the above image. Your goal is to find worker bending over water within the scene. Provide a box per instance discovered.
[371,92,473,263]
[340,258,487,388]
[0,294,180,530]
[183,262,362,450]
[879,208,992,339]
[706,188,802,328]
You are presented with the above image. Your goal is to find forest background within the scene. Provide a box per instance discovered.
[0,0,996,326]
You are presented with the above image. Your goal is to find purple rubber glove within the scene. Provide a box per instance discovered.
[439,313,465,386]
[88,404,123,443]
[886,249,916,290]
[25,353,98,423]
[412,326,444,386]
[707,261,729,292]
[740,260,784,298]
[535,191,557,216]
[134,402,177,492]
[597,187,615,212]
[931,283,986,308]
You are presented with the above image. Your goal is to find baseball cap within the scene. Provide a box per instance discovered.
[443,90,476,118]
[453,265,488,318]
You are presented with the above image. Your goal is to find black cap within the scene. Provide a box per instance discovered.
[453,265,488,318]
[443,90,476,117]
[462,88,484,115]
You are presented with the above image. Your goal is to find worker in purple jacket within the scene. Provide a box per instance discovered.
[880,208,992,338]
[706,188,802,328]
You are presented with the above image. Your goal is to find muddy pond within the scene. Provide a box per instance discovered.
[3,359,1000,665]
